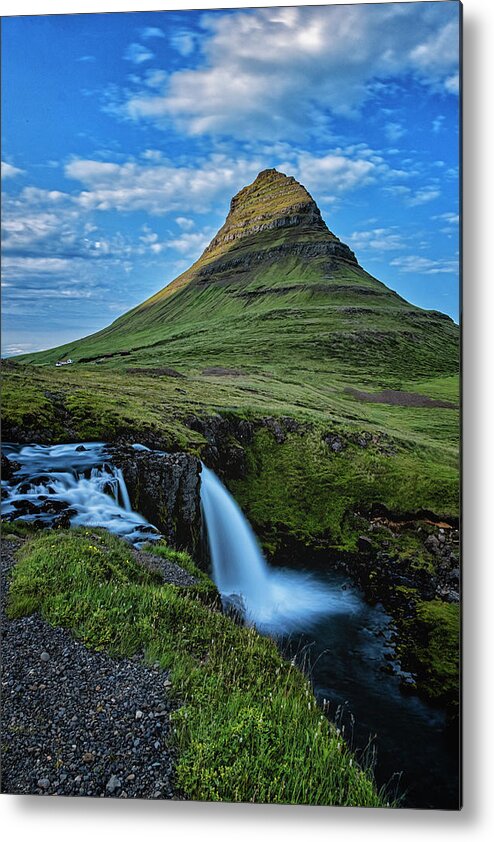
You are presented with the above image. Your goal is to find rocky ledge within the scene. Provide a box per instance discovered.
[110,446,202,557]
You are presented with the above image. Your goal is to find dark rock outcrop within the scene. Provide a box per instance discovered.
[182,413,306,478]
[1,453,21,481]
[110,447,202,556]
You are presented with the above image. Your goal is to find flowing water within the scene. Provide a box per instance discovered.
[2,443,459,808]
[200,465,340,634]
[1,442,160,545]
[199,464,460,809]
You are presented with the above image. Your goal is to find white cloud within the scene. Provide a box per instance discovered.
[65,155,265,215]
[115,4,459,140]
[390,255,458,275]
[141,149,163,161]
[176,216,195,231]
[433,211,459,236]
[2,161,25,179]
[292,153,376,195]
[165,230,213,256]
[1,188,102,262]
[383,184,441,206]
[170,29,198,58]
[407,187,441,206]
[434,212,459,225]
[1,187,137,299]
[2,256,76,279]
[409,20,459,80]
[143,69,167,90]
[139,225,159,246]
[348,227,406,253]
[432,115,446,134]
[385,123,406,143]
[64,146,391,217]
[3,343,37,357]
[444,73,460,95]
[123,43,155,65]
[140,26,165,40]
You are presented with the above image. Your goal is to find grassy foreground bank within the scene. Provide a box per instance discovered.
[6,527,388,807]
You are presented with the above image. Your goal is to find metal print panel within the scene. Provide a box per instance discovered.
[1,1,461,810]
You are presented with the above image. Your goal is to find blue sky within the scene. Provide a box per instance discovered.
[1,1,461,356]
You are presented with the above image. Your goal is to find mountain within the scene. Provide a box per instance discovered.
[23,168,459,380]
[4,169,460,716]
[7,167,460,532]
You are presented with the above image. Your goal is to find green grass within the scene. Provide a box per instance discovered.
[1,520,40,539]
[413,600,460,705]
[6,529,389,807]
[231,426,458,553]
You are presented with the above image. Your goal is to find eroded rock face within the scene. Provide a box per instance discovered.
[202,168,357,264]
[110,447,202,555]
[182,413,306,478]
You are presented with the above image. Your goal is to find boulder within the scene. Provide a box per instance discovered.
[1,453,20,481]
[358,535,373,553]
[324,434,345,453]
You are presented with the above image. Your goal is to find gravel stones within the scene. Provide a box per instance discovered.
[106,775,122,794]
[1,539,183,800]
[132,549,197,587]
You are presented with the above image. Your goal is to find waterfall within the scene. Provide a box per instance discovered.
[2,442,160,546]
[200,465,268,601]
[114,467,132,512]
[200,465,335,635]
[4,442,338,635]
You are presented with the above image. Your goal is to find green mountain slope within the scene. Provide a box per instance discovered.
[20,168,459,381]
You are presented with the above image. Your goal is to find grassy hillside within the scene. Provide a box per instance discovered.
[16,169,458,383]
[3,360,459,540]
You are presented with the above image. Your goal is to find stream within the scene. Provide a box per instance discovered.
[1,441,459,809]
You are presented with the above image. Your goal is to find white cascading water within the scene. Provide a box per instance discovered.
[3,442,347,636]
[1,442,160,546]
[200,465,341,635]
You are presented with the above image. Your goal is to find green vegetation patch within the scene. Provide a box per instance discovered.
[1,519,40,540]
[1,372,60,437]
[231,427,458,553]
[7,529,388,807]
[413,599,460,705]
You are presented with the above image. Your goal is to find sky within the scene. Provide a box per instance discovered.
[1,0,461,356]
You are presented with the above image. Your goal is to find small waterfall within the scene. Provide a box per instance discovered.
[200,466,268,601]
[2,442,160,546]
[200,465,337,635]
[114,467,132,512]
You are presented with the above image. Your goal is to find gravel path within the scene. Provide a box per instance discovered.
[1,538,185,799]
[132,549,197,587]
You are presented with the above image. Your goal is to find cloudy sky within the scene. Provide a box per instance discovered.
[1,1,461,356]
